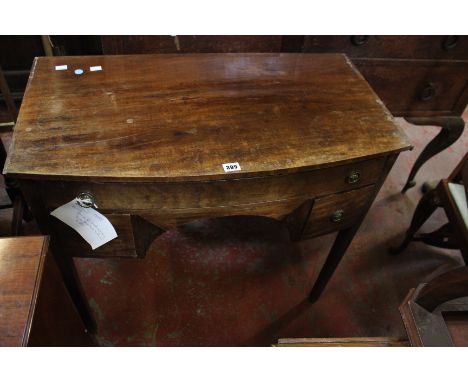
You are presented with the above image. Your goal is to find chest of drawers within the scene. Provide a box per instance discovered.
[303,36,468,191]
[4,53,410,331]
[303,36,468,117]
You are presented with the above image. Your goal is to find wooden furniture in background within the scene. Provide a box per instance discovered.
[302,36,468,192]
[400,266,468,346]
[4,53,410,332]
[0,65,18,124]
[0,236,93,346]
[274,337,409,347]
[391,152,468,260]
[101,35,303,54]
[0,65,31,235]
[0,36,101,123]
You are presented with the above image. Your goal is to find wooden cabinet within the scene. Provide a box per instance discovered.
[4,53,410,331]
[352,59,468,118]
[0,236,93,346]
[303,36,468,117]
[302,35,468,192]
[303,36,468,60]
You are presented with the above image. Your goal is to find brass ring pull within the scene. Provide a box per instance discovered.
[331,210,344,223]
[350,36,369,46]
[346,170,361,184]
[420,82,436,102]
[442,35,459,51]
[76,191,97,208]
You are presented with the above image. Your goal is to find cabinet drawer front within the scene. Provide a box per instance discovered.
[304,36,468,60]
[353,59,468,117]
[50,213,137,258]
[302,185,376,239]
[35,158,386,212]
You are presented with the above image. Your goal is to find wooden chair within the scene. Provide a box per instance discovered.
[391,152,468,263]
[400,265,468,346]
[0,65,31,235]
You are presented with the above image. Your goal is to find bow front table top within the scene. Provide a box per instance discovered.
[4,53,411,330]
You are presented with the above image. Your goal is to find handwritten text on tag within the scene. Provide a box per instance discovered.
[50,199,117,250]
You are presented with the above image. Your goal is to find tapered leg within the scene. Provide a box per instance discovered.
[390,187,440,254]
[18,180,96,332]
[309,155,399,302]
[402,117,465,193]
[50,241,97,333]
[11,196,24,236]
[309,225,360,303]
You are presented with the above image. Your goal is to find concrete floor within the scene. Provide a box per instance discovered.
[1,111,466,346]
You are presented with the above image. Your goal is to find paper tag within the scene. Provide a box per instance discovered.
[222,162,241,172]
[90,65,102,72]
[50,199,117,250]
[55,65,68,71]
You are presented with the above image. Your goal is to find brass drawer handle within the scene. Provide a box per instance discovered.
[442,35,459,51]
[420,82,436,102]
[350,35,369,46]
[346,170,361,184]
[76,191,96,208]
[331,210,344,223]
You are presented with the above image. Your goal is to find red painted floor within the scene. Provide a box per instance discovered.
[1,111,467,346]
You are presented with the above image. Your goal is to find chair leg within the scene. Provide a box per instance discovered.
[401,117,465,193]
[390,187,440,254]
[414,222,458,249]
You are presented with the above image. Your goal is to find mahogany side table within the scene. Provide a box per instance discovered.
[4,53,411,331]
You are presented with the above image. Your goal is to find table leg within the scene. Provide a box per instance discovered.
[50,242,97,334]
[402,116,465,193]
[18,180,97,333]
[309,225,360,303]
[308,154,399,303]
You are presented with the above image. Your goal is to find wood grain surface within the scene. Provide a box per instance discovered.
[4,53,410,181]
[0,236,48,346]
[275,336,409,347]
[302,184,376,238]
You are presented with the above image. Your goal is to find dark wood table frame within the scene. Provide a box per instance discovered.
[4,53,410,333]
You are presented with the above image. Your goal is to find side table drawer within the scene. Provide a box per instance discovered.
[302,184,376,239]
[34,157,386,212]
[50,213,138,258]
